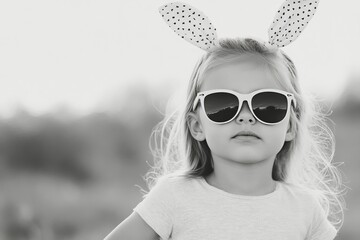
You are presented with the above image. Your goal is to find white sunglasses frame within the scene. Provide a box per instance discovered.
[192,88,297,125]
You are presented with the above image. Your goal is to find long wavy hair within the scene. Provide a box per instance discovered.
[144,38,346,230]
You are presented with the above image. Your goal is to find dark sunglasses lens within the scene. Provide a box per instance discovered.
[252,92,288,123]
[204,93,239,122]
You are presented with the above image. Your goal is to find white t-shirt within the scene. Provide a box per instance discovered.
[133,175,337,240]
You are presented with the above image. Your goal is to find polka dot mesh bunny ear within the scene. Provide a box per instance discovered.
[158,2,219,51]
[158,1,320,51]
[268,0,320,48]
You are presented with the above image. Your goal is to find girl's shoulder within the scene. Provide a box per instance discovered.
[138,174,189,201]
[279,181,320,204]
[159,174,208,195]
[151,174,197,191]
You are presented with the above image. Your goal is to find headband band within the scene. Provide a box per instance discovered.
[159,0,319,51]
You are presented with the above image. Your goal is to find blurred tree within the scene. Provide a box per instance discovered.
[0,111,90,182]
[0,82,164,184]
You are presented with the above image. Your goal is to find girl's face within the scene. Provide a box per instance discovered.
[189,55,295,165]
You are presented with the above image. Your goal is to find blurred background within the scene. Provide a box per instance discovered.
[0,0,359,239]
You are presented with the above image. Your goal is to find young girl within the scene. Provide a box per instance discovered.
[104,1,345,239]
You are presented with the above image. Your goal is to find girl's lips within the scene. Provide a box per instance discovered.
[232,130,261,139]
[232,135,260,141]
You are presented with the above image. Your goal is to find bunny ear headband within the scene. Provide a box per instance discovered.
[159,0,319,51]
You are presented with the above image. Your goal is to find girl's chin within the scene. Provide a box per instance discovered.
[233,158,265,164]
[225,154,264,164]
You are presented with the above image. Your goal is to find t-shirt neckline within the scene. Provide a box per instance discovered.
[199,176,281,200]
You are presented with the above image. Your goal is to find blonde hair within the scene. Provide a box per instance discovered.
[145,38,346,230]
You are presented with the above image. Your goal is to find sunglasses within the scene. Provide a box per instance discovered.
[192,88,297,125]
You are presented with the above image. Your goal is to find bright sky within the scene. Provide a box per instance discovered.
[0,0,359,117]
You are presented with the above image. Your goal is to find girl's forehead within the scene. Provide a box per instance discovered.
[200,57,285,93]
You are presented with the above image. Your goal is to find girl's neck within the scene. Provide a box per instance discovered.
[205,156,277,196]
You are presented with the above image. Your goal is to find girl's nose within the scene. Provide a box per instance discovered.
[235,101,256,124]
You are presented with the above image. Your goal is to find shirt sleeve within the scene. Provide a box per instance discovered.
[306,198,338,240]
[132,176,176,240]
